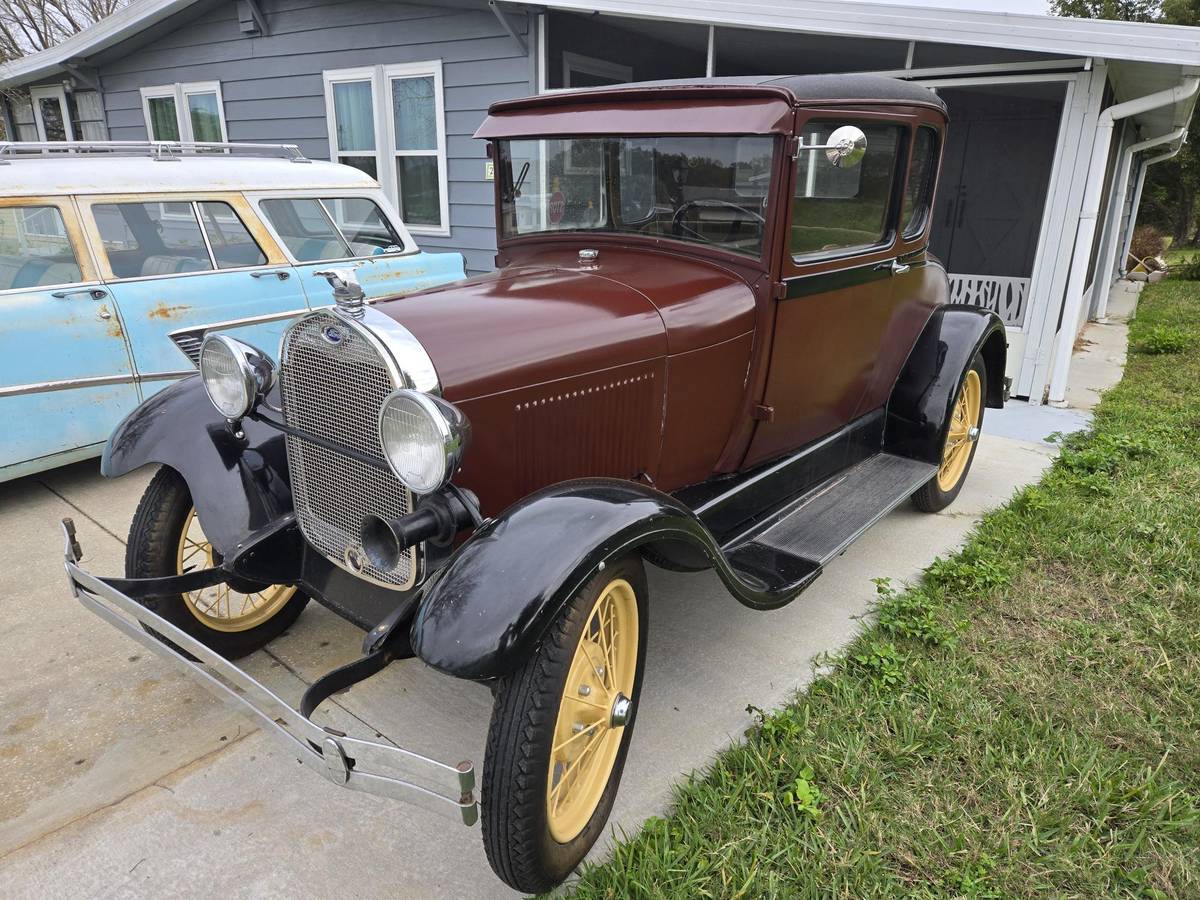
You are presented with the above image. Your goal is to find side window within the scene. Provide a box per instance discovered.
[0,206,84,291]
[323,198,405,255]
[196,202,268,269]
[93,202,214,279]
[260,198,351,262]
[791,122,903,259]
[902,127,939,239]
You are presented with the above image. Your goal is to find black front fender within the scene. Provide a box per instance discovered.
[885,304,1006,465]
[409,479,815,681]
[102,375,293,559]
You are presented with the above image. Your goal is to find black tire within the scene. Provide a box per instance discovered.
[912,352,987,513]
[125,467,308,660]
[481,554,648,894]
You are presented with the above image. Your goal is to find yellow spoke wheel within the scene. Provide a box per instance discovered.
[545,577,639,843]
[936,367,982,492]
[176,507,296,633]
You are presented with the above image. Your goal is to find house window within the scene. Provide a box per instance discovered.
[140,82,227,142]
[323,62,449,234]
[561,52,632,88]
[31,86,73,141]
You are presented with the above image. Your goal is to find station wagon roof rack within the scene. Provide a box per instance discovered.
[0,141,310,164]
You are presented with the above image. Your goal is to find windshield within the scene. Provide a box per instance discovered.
[497,135,776,258]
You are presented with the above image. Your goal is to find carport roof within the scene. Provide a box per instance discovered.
[1,0,1199,88]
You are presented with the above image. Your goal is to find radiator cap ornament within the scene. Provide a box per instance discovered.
[316,267,366,319]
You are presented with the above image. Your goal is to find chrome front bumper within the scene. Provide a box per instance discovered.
[60,519,478,826]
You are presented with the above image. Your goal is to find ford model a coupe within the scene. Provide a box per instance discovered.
[63,75,1005,892]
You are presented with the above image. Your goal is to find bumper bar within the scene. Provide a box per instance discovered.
[60,518,478,826]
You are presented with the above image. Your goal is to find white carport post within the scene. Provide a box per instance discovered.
[1119,138,1188,273]
[1047,76,1200,406]
[1093,125,1188,318]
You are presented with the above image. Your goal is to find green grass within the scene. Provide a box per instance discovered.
[565,281,1200,899]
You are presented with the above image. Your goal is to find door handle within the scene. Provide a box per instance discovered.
[875,259,911,276]
[250,269,290,280]
[52,287,108,300]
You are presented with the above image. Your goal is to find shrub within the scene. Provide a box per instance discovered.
[1133,324,1190,355]
[1170,254,1200,281]
[1129,225,1165,261]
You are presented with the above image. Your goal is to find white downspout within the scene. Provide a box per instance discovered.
[1093,125,1187,318]
[1119,139,1188,273]
[1047,76,1199,405]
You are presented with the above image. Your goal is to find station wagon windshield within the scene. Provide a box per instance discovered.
[497,136,775,258]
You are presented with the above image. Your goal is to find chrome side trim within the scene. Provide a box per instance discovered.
[60,520,477,825]
[0,369,194,399]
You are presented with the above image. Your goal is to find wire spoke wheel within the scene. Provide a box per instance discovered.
[937,368,982,492]
[545,577,639,843]
[176,507,295,633]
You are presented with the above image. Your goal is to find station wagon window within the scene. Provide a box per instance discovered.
[196,202,268,269]
[260,197,404,261]
[0,206,83,291]
[902,127,939,239]
[791,121,902,259]
[94,202,215,278]
[498,135,774,258]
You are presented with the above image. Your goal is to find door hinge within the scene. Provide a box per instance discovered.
[772,281,787,300]
[751,404,775,423]
[787,135,801,160]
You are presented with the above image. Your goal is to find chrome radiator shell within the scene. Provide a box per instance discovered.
[279,307,421,590]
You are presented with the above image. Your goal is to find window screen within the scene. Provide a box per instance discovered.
[902,127,939,238]
[93,202,213,278]
[0,206,83,291]
[791,122,902,258]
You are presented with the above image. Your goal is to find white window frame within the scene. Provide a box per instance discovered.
[30,85,75,141]
[561,52,632,89]
[140,81,228,143]
[323,61,450,236]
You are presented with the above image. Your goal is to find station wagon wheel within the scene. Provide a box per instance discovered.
[481,554,647,894]
[126,467,308,659]
[913,352,986,513]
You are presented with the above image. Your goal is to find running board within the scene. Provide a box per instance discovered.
[722,453,936,591]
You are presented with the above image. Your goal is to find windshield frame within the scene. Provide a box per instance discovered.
[491,133,785,268]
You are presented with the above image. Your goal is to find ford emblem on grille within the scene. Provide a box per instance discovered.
[323,325,344,345]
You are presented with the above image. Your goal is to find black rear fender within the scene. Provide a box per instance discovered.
[885,304,1006,465]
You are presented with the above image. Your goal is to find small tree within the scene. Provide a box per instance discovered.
[0,1,127,63]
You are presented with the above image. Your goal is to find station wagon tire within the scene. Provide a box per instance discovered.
[481,554,648,893]
[125,467,308,660]
[912,353,987,513]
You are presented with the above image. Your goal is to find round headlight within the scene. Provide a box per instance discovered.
[378,389,469,494]
[198,334,274,420]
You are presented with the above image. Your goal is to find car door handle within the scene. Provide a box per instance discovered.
[875,259,911,276]
[52,287,108,300]
[250,269,291,280]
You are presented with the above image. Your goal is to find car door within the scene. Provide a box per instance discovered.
[82,194,311,396]
[0,197,140,479]
[745,114,911,467]
[252,192,465,309]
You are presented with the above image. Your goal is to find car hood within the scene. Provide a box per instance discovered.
[372,248,756,401]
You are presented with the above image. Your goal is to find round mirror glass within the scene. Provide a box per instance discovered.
[825,125,867,168]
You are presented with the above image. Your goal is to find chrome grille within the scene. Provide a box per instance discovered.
[280,311,416,588]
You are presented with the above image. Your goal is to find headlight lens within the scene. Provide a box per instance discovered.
[378,389,469,494]
[198,334,274,419]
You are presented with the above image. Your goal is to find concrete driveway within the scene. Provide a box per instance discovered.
[0,407,1071,899]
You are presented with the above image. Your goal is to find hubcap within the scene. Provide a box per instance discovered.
[937,369,983,492]
[546,577,639,843]
[176,507,296,632]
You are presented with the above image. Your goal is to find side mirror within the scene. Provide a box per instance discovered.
[824,125,867,169]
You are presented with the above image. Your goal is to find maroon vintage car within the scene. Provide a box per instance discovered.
[64,74,1005,892]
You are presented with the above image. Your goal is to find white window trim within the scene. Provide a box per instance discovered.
[140,81,228,143]
[323,61,450,236]
[561,51,632,89]
[30,85,75,141]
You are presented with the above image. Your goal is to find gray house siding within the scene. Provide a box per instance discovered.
[90,0,534,274]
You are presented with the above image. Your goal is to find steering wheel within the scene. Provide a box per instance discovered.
[671,198,765,244]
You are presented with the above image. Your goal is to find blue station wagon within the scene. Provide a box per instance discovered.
[0,141,466,482]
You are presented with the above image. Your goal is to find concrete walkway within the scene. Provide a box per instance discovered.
[0,315,1130,898]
